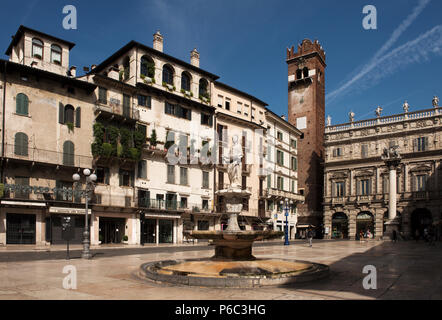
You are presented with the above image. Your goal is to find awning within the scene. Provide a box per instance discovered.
[49,207,91,215]
[297,224,316,228]
[1,200,46,207]
[144,213,181,220]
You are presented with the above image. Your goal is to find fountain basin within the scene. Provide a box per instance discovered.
[139,258,329,288]
[184,230,284,261]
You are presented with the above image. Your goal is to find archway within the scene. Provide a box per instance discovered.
[356,212,374,240]
[332,212,348,239]
[411,208,432,240]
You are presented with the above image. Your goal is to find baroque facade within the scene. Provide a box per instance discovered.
[323,104,442,240]
[0,26,304,246]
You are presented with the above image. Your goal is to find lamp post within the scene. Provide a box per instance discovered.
[280,198,293,246]
[73,169,97,259]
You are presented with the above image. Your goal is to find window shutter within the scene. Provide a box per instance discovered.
[332,182,336,197]
[131,171,135,187]
[343,182,346,196]
[59,103,65,124]
[104,168,110,185]
[411,175,416,192]
[187,109,192,120]
[208,115,213,127]
[413,138,417,152]
[75,107,81,128]
[356,180,360,195]
[369,179,372,195]
[425,137,429,151]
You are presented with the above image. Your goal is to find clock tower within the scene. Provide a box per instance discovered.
[287,39,326,229]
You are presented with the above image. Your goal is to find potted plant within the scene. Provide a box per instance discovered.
[122,235,129,243]
[66,122,74,133]
[149,129,158,147]
[102,143,113,158]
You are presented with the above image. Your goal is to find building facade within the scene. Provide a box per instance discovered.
[323,104,442,240]
[0,26,305,246]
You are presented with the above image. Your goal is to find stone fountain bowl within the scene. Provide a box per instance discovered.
[184,230,284,241]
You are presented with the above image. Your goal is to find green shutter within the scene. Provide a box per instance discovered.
[59,103,65,124]
[14,133,28,156]
[75,107,81,128]
[16,94,29,115]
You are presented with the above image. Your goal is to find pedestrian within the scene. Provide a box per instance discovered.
[392,230,397,243]
[307,229,313,247]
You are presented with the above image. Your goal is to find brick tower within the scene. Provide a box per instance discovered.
[287,39,326,229]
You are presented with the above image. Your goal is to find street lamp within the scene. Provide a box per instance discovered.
[280,198,293,246]
[73,169,97,259]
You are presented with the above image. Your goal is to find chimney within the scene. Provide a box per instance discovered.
[190,48,200,68]
[153,30,163,52]
[91,64,97,71]
[281,115,286,121]
[69,66,77,77]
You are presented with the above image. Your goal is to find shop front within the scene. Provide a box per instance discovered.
[140,212,182,245]
[6,213,36,245]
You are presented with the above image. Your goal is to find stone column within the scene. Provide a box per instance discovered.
[173,219,177,244]
[348,210,357,240]
[323,209,332,240]
[389,165,397,220]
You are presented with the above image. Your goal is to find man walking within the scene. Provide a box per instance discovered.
[307,228,313,247]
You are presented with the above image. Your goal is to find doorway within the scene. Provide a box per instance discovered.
[411,208,433,240]
[141,219,156,244]
[99,217,126,244]
[159,219,173,243]
[356,212,374,239]
[332,212,349,239]
[6,213,36,244]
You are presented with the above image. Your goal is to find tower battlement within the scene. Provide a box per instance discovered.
[287,39,326,65]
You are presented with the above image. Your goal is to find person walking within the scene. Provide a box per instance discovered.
[307,229,313,247]
[392,230,397,243]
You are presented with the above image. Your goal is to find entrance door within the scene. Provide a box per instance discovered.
[6,213,36,244]
[411,209,433,240]
[99,218,126,244]
[332,212,349,239]
[50,215,86,244]
[142,219,156,244]
[356,212,374,239]
[159,219,173,243]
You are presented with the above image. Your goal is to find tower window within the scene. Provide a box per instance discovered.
[296,69,302,80]
[32,38,43,59]
[51,44,62,65]
[303,67,309,78]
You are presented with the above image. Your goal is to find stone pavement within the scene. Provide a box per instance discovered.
[0,240,441,300]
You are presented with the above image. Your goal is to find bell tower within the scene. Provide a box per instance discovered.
[287,39,326,228]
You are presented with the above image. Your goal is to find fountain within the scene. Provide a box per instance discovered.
[139,136,329,287]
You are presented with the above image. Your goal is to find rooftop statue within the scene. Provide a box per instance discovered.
[349,111,355,123]
[433,96,439,107]
[403,100,409,113]
[375,106,383,117]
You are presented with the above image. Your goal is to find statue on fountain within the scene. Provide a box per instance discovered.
[224,135,243,190]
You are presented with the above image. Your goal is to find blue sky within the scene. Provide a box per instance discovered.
[1,0,441,124]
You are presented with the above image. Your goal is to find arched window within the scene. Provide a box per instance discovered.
[303,67,309,78]
[123,56,130,80]
[181,72,191,92]
[16,93,29,116]
[162,64,174,85]
[14,132,28,156]
[140,56,155,78]
[64,105,75,124]
[63,141,75,166]
[199,78,208,99]
[32,38,43,59]
[51,44,62,65]
[296,69,302,80]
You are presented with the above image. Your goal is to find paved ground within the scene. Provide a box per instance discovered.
[0,239,441,300]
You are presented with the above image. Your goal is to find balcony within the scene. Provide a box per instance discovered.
[263,188,305,203]
[357,195,372,203]
[4,144,93,168]
[332,197,346,205]
[413,191,429,201]
[93,102,140,123]
[138,198,214,213]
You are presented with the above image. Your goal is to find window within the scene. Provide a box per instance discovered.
[202,171,210,189]
[164,102,191,120]
[277,150,284,166]
[180,135,188,150]
[277,176,284,191]
[251,108,256,119]
[32,38,43,59]
[303,67,309,78]
[416,175,427,191]
[277,131,283,141]
[138,160,147,179]
[296,69,302,80]
[181,72,191,92]
[242,175,247,190]
[201,113,213,126]
[16,93,29,116]
[199,78,209,98]
[361,144,368,158]
[63,141,75,166]
[202,199,209,210]
[267,175,271,189]
[217,95,223,108]
[358,179,370,195]
[167,165,175,184]
[244,104,249,116]
[119,169,134,187]
[180,197,188,209]
[290,139,297,149]
[137,95,151,108]
[291,157,297,171]
[123,56,130,80]
[180,167,188,185]
[225,99,231,111]
[162,64,174,85]
[123,94,131,118]
[56,181,73,202]
[333,147,343,157]
[98,87,107,104]
[14,176,30,199]
[334,182,345,197]
[415,137,428,152]
[198,220,209,231]
[140,56,155,78]
[96,167,110,184]
[64,105,74,124]
[237,102,242,114]
[51,45,62,65]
